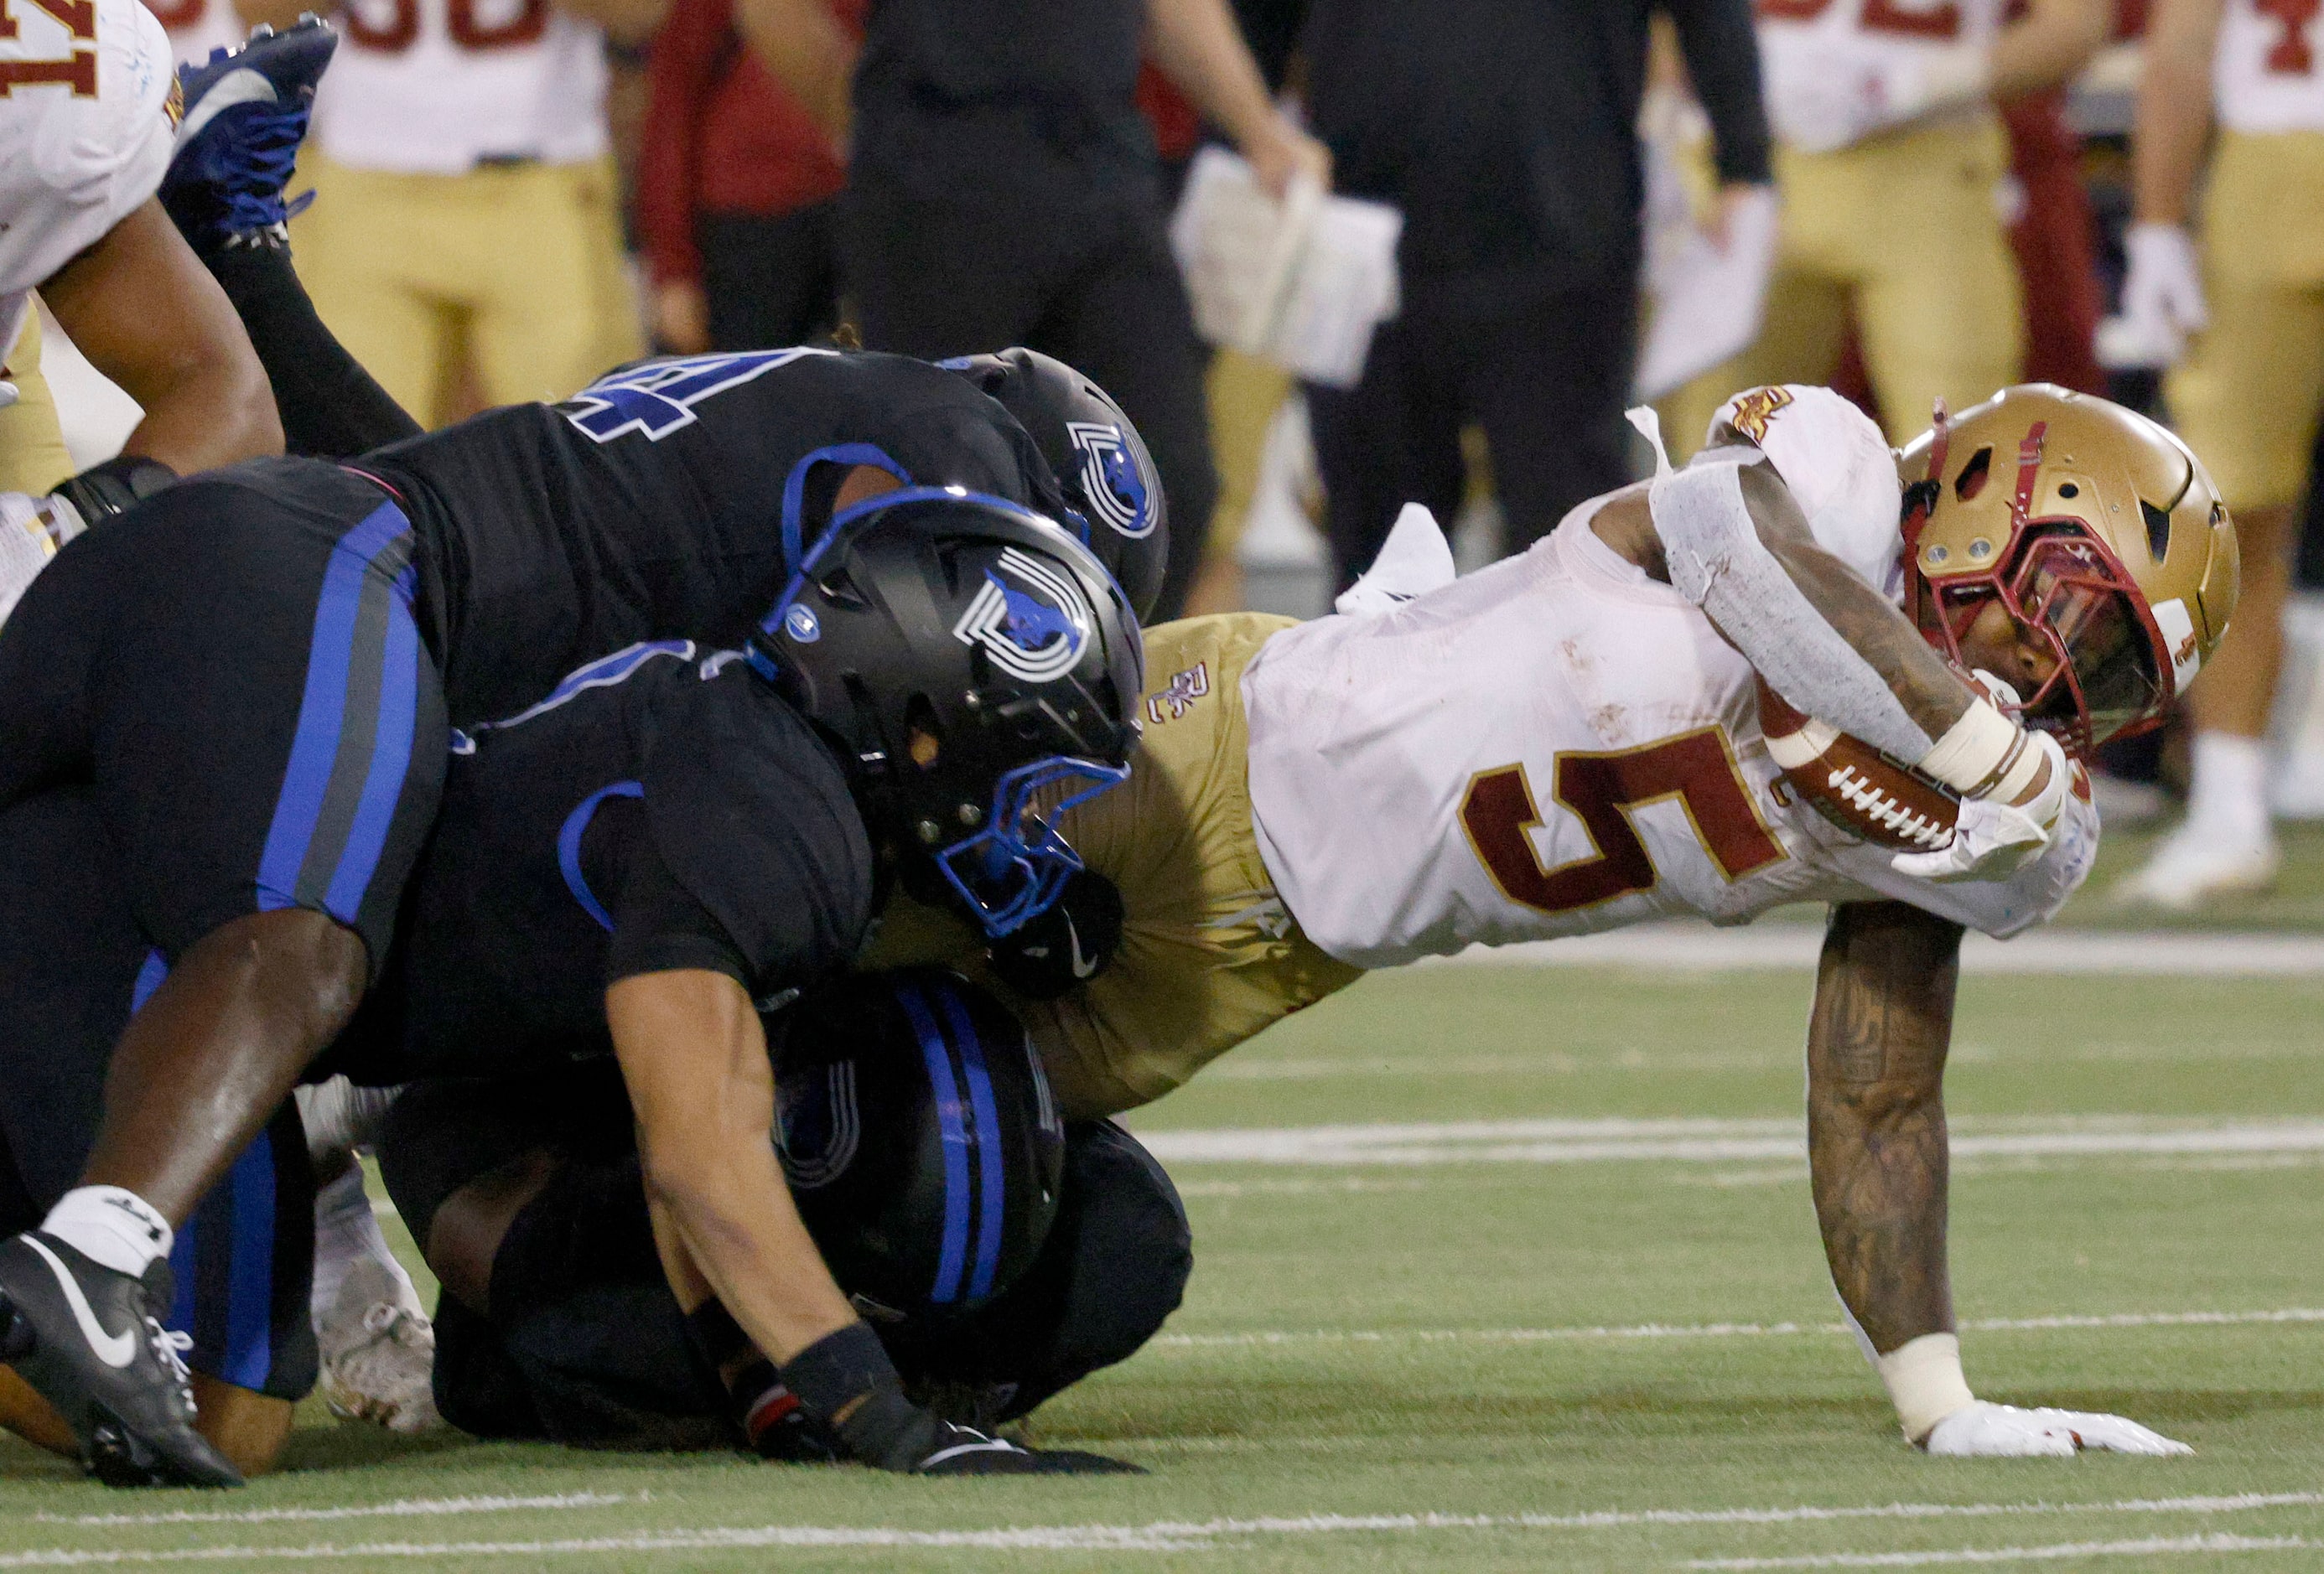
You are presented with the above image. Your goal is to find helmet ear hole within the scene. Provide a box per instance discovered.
[904,694,944,770]
[1954,447,1993,501]
[2140,500,2172,562]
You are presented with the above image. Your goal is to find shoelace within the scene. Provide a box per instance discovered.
[146,1321,195,1405]
[213,100,315,236]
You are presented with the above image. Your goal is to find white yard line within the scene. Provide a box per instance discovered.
[8,1496,2322,1566]
[34,1494,637,1528]
[1684,1532,2319,1568]
[1430,924,2324,976]
[1152,1306,2324,1349]
[1136,1116,2324,1167]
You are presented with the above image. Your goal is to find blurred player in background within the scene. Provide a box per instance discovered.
[635,0,862,353]
[243,0,656,423]
[752,0,1325,620]
[1297,0,1770,588]
[0,0,278,603]
[1665,0,2111,454]
[2112,0,2324,905]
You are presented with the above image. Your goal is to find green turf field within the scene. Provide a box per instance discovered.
[8,929,2324,1571]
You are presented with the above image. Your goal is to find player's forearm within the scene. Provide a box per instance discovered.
[1144,0,1278,154]
[2132,0,2225,225]
[40,203,284,474]
[1805,902,1963,1355]
[734,0,855,154]
[112,358,281,478]
[610,971,858,1365]
[638,1144,855,1363]
[1732,462,1980,742]
[1986,0,2109,100]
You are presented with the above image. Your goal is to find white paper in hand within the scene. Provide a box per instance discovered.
[1631,185,1780,402]
[1170,147,1403,390]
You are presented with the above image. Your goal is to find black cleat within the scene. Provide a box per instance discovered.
[0,1233,242,1487]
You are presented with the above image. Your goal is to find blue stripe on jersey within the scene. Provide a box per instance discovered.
[469,640,698,738]
[558,782,645,931]
[256,501,418,924]
[220,1130,277,1390]
[131,948,168,1014]
[932,981,1008,1305]
[776,445,914,584]
[895,981,971,1307]
[324,562,423,923]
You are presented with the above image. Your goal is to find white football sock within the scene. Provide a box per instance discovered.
[2186,733,2272,842]
[310,1166,412,1326]
[42,1186,173,1278]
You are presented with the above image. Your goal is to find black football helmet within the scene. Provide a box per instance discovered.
[940,349,1169,620]
[747,487,1144,938]
[772,968,1066,1318]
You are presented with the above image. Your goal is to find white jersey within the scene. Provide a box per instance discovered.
[313,0,607,173]
[149,0,246,66]
[2213,0,2324,135]
[1242,388,2097,971]
[0,0,177,348]
[1756,0,2004,146]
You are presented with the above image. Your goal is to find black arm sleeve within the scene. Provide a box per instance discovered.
[1668,0,1774,186]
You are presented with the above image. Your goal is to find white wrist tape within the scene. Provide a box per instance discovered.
[1649,458,1934,764]
[1916,698,2023,798]
[0,490,56,632]
[1876,1332,1977,1442]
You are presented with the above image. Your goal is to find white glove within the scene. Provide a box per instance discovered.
[2117,224,2208,367]
[0,378,18,411]
[1892,725,2068,883]
[1924,1401,2192,1458]
[1771,41,1989,154]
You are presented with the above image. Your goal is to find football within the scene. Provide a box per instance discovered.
[1753,677,1959,853]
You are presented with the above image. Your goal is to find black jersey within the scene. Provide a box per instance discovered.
[361,348,1060,725]
[329,645,874,1084]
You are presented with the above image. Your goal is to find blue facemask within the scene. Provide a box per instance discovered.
[934,756,1130,937]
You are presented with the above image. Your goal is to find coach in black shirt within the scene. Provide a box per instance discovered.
[753,0,1325,619]
[1299,0,1772,587]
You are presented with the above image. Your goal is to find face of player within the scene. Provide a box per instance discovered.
[1951,594,2062,700]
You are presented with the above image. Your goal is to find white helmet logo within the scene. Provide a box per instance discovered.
[951,547,1092,684]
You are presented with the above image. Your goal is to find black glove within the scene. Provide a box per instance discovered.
[783,1322,1141,1475]
[986,869,1123,1000]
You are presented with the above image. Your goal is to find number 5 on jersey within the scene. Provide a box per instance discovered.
[1460,728,1787,916]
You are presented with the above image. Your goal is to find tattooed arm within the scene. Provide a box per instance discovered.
[1805,900,1963,1357]
[1802,901,2195,1456]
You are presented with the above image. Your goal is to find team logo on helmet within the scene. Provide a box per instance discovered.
[951,547,1092,683]
[1066,421,1155,540]
[1724,386,1794,444]
[776,1059,859,1191]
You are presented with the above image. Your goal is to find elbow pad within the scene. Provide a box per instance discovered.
[1649,454,1933,764]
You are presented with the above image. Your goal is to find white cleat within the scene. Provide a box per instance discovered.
[317,1256,438,1434]
[2111,820,2280,911]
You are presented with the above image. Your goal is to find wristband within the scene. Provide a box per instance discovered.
[1876,1332,1977,1442]
[49,454,175,533]
[1915,698,2021,797]
[780,1321,932,1468]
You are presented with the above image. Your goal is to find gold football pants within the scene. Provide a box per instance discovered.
[290,152,642,427]
[1664,118,2025,454]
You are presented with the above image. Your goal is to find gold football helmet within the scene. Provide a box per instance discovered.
[1896,385,2239,755]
